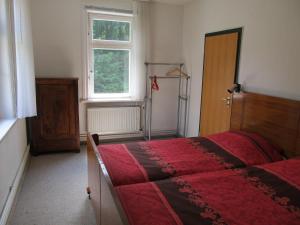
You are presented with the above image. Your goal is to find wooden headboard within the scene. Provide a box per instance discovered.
[230,92,300,158]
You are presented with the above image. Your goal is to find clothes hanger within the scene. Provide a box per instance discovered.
[166,67,189,78]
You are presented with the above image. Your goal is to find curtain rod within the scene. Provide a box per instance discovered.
[85,5,133,15]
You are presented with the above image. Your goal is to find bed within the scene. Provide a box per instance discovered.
[116,158,300,225]
[97,131,283,186]
[87,92,300,225]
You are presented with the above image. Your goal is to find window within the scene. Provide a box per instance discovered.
[0,0,36,140]
[87,12,134,99]
[0,0,15,121]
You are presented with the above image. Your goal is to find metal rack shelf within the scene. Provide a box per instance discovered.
[145,62,184,66]
[149,75,181,79]
[144,63,189,140]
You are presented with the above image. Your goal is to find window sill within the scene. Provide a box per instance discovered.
[0,118,17,142]
[80,98,144,104]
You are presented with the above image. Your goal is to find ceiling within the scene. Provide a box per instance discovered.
[155,0,193,4]
[141,0,194,5]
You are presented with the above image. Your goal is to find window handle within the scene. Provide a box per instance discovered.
[88,71,93,80]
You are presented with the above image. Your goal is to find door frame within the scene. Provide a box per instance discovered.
[199,27,243,135]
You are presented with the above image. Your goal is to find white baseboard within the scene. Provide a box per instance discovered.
[80,129,179,142]
[150,129,177,137]
[0,145,30,225]
[80,132,144,142]
[80,133,87,142]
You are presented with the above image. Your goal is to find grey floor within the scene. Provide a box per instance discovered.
[9,146,97,225]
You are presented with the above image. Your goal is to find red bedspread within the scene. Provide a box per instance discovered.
[98,131,283,186]
[116,158,300,225]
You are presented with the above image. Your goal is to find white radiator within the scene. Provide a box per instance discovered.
[87,107,141,135]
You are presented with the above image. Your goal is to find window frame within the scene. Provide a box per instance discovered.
[87,12,134,100]
[0,0,16,119]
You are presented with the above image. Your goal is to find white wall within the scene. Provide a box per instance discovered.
[183,0,300,136]
[148,3,182,63]
[30,0,184,135]
[0,120,28,216]
[148,3,183,133]
[30,0,135,135]
[0,0,32,217]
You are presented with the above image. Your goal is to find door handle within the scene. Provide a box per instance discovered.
[222,97,231,106]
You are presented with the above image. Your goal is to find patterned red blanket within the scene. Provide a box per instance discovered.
[116,158,300,225]
[98,131,283,186]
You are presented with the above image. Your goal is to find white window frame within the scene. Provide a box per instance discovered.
[0,0,18,141]
[87,12,134,100]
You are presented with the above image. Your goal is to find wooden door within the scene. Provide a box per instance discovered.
[200,29,242,136]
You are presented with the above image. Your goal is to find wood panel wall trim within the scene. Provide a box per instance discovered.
[230,92,300,157]
[87,133,130,225]
[296,112,300,156]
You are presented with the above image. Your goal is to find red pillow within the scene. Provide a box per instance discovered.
[207,131,284,163]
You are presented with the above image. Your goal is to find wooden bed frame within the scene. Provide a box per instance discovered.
[87,133,130,225]
[231,92,300,157]
[87,92,300,225]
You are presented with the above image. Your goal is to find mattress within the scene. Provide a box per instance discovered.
[98,131,283,186]
[116,158,300,225]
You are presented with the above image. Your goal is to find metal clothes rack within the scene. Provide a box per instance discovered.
[144,62,190,140]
